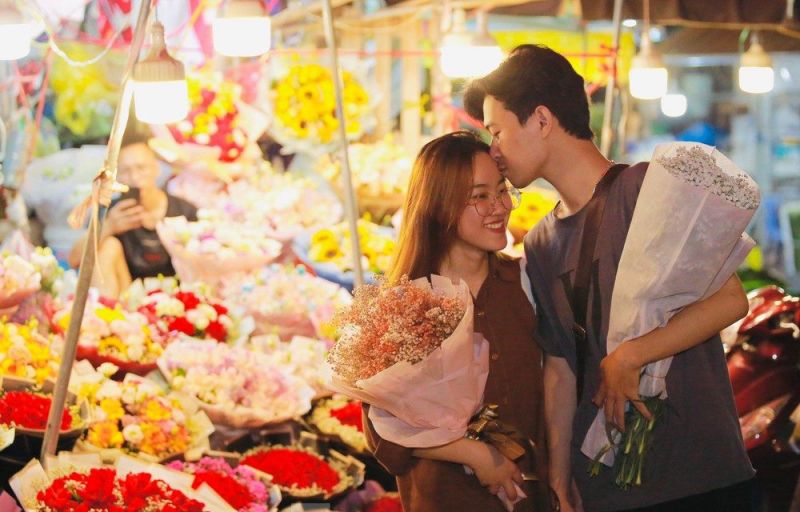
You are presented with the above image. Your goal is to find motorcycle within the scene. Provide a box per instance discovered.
[727,286,800,511]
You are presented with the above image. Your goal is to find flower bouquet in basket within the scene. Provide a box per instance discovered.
[0,319,62,385]
[582,142,760,488]
[0,253,41,314]
[124,277,248,344]
[70,362,213,463]
[168,456,282,512]
[10,452,242,512]
[0,376,87,462]
[158,339,314,429]
[157,214,283,286]
[307,396,367,453]
[54,299,164,378]
[238,439,363,502]
[248,335,333,398]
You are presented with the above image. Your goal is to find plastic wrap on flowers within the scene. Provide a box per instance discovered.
[221,265,351,340]
[315,137,411,220]
[266,57,377,156]
[168,456,282,512]
[157,340,315,428]
[10,453,237,512]
[69,362,214,463]
[239,442,362,502]
[0,376,87,463]
[157,215,283,286]
[292,218,395,291]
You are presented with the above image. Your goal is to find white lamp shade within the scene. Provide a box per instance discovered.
[739,66,774,94]
[629,66,668,100]
[660,93,687,117]
[213,15,271,57]
[133,80,189,124]
[440,44,504,79]
[0,23,31,60]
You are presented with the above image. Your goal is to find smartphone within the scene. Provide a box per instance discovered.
[118,187,140,203]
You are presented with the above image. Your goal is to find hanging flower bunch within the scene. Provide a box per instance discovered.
[158,339,314,428]
[306,217,396,275]
[33,467,205,512]
[0,319,61,385]
[308,396,367,452]
[71,364,212,460]
[168,73,247,162]
[240,445,351,499]
[131,278,236,343]
[270,61,372,151]
[168,457,276,512]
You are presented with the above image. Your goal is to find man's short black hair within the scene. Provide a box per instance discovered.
[464,44,593,140]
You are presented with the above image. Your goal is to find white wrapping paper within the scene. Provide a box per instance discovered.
[582,142,760,466]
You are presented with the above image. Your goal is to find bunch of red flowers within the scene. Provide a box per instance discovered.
[241,447,341,494]
[328,276,465,383]
[138,288,231,343]
[35,468,206,512]
[329,401,363,432]
[0,390,72,430]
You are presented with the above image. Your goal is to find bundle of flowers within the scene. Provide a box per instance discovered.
[248,335,332,397]
[158,340,314,428]
[240,445,352,499]
[28,247,64,296]
[302,218,396,277]
[70,363,213,462]
[0,319,62,385]
[168,73,247,163]
[308,397,367,453]
[168,457,281,512]
[222,265,350,340]
[507,188,558,242]
[217,170,343,242]
[0,253,40,311]
[157,214,282,285]
[126,277,240,344]
[269,60,374,154]
[55,301,163,376]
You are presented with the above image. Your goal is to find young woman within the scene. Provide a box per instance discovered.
[363,131,550,511]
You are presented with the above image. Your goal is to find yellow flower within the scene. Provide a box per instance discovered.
[95,307,126,324]
[88,420,124,449]
[98,336,126,357]
[142,398,171,422]
[100,398,124,421]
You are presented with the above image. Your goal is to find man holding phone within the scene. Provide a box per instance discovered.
[69,137,197,298]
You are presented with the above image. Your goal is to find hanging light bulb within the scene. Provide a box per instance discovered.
[213,0,271,57]
[0,2,32,61]
[133,21,189,124]
[440,8,504,79]
[739,33,774,94]
[628,0,667,100]
[660,93,687,117]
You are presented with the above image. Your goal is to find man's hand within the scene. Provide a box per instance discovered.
[470,443,524,500]
[102,199,144,238]
[592,341,652,431]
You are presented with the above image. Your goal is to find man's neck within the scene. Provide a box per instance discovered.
[542,139,612,218]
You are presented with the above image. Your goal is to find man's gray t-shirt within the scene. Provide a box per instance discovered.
[524,162,754,511]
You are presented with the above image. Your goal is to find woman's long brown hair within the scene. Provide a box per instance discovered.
[389,131,491,283]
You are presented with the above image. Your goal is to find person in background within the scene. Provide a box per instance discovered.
[69,137,197,298]
[364,131,550,512]
[464,44,753,512]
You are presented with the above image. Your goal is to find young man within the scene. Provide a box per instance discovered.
[464,45,754,512]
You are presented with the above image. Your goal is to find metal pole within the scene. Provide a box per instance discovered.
[600,0,623,158]
[40,0,153,463]
[321,0,365,288]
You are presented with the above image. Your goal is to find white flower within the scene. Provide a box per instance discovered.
[96,381,122,401]
[122,424,144,445]
[186,309,210,331]
[196,304,217,321]
[97,362,119,377]
[127,343,144,361]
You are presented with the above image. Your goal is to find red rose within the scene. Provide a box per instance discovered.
[193,471,252,509]
[330,401,364,431]
[212,303,228,316]
[205,320,228,342]
[175,291,201,310]
[82,468,117,507]
[168,316,196,336]
[241,448,340,493]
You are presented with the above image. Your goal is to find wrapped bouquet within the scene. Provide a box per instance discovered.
[0,253,40,312]
[158,340,315,428]
[582,142,760,487]
[248,335,333,397]
[0,319,62,385]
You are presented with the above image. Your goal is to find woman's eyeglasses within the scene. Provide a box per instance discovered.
[467,185,522,217]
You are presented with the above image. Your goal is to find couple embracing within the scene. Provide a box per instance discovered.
[363,45,755,512]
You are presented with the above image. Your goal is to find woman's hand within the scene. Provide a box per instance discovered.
[470,442,524,500]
